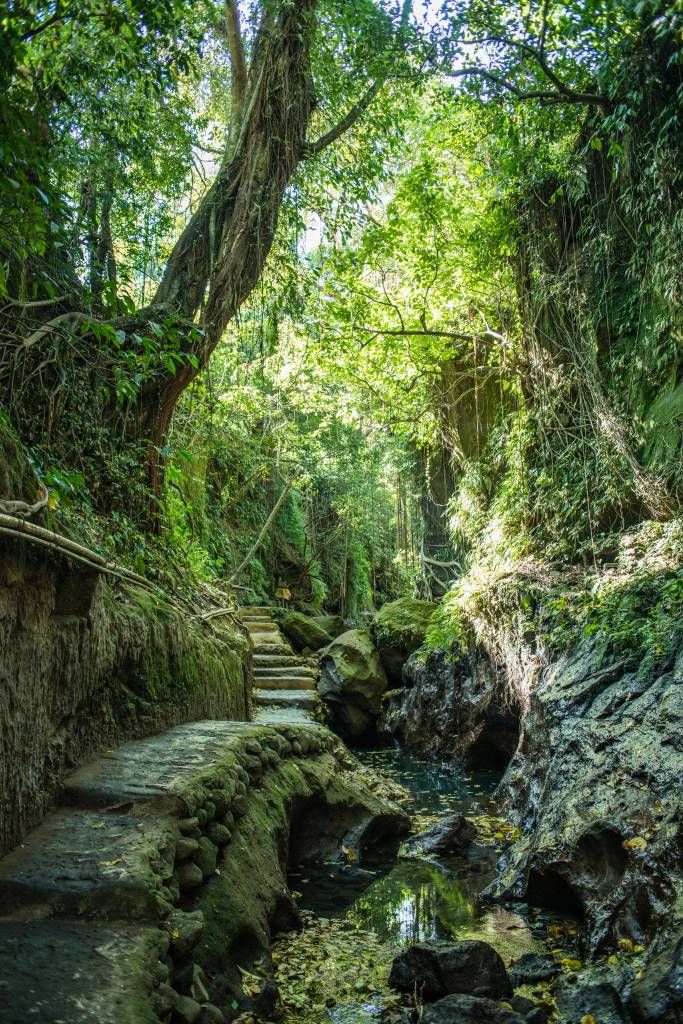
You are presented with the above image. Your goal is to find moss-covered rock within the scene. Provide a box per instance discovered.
[279,611,333,651]
[318,629,388,740]
[373,597,437,684]
[313,614,347,639]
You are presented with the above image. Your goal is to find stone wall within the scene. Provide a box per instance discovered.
[0,538,251,856]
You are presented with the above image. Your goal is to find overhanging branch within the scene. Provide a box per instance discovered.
[302,79,383,158]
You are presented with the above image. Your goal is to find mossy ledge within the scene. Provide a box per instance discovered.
[0,539,250,857]
[0,720,408,1024]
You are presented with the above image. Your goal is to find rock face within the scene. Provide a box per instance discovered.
[278,611,332,652]
[318,629,388,740]
[402,813,475,859]
[378,647,519,767]
[372,597,436,684]
[388,940,512,1001]
[493,639,683,955]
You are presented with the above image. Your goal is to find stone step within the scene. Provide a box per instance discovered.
[255,664,316,677]
[0,920,166,1024]
[253,653,304,667]
[251,643,292,656]
[252,676,316,691]
[254,689,320,708]
[245,621,278,632]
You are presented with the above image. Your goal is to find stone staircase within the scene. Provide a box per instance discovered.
[239,606,321,721]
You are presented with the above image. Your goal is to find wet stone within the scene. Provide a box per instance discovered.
[389,940,512,1001]
[172,994,202,1023]
[197,1003,224,1024]
[167,911,204,959]
[194,837,218,878]
[508,953,560,988]
[178,818,200,835]
[206,822,231,847]
[422,994,527,1024]
[176,838,200,862]
[155,983,179,1016]
[175,862,204,891]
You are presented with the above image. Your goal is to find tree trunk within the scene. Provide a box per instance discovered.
[138,0,316,492]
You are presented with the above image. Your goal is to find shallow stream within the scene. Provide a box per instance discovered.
[277,749,542,1023]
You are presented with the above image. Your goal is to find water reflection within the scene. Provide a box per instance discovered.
[352,748,501,815]
[284,749,538,1024]
[348,860,477,944]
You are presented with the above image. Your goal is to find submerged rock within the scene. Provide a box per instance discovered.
[318,629,388,740]
[378,648,519,768]
[389,939,512,1001]
[508,953,560,988]
[372,598,436,684]
[402,813,475,859]
[421,994,527,1024]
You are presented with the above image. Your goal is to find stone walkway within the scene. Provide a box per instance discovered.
[239,605,323,721]
[0,718,334,1023]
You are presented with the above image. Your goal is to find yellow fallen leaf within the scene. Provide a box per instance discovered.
[618,938,634,951]
[580,1016,597,1024]
[622,836,647,851]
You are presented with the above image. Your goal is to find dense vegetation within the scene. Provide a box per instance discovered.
[1,0,681,647]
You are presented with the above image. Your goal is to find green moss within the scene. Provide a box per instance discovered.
[373,598,436,645]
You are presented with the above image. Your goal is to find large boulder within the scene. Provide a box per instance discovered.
[279,612,332,652]
[388,940,512,1001]
[318,629,388,741]
[372,597,436,684]
[378,648,520,767]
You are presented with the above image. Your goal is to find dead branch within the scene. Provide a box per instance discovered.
[0,484,49,518]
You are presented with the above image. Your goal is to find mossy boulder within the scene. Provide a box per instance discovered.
[313,614,346,639]
[318,629,388,741]
[372,597,436,684]
[279,611,332,652]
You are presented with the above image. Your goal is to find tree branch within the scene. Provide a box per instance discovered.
[302,80,384,158]
[224,0,247,130]
[228,480,293,584]
[446,66,609,109]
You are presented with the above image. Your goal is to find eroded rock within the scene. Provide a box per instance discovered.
[378,648,519,768]
[492,639,683,955]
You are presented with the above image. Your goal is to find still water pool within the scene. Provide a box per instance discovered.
[278,750,539,1023]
